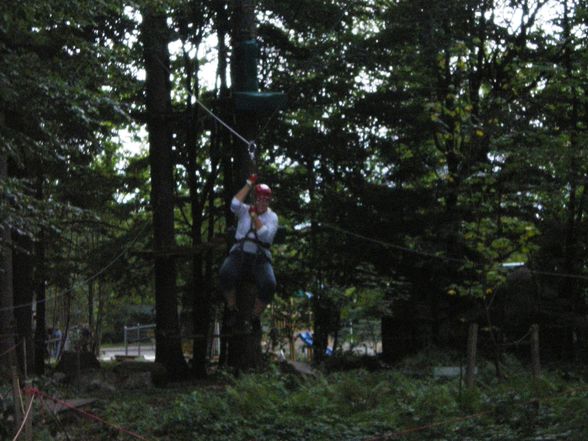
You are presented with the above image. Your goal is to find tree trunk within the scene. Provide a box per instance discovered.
[308,160,330,364]
[228,281,262,371]
[312,293,331,364]
[179,25,210,378]
[12,232,34,375]
[141,8,188,379]
[33,176,46,375]
[190,207,208,377]
[230,0,257,185]
[559,0,582,360]
[0,138,16,374]
[225,0,263,371]
[94,280,105,357]
[215,0,232,365]
[88,278,94,351]
[465,322,478,389]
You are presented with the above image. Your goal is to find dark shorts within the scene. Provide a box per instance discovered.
[219,251,276,304]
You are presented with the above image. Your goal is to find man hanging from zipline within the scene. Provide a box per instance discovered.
[219,174,278,333]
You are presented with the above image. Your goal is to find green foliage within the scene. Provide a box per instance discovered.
[2,0,588,387]
[62,364,586,441]
[0,391,12,440]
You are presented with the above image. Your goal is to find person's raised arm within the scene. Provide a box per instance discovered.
[250,208,277,242]
[234,174,257,203]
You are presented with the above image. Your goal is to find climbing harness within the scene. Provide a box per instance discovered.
[233,214,272,263]
[235,228,271,252]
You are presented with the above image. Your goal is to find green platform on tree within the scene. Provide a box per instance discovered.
[233,91,287,113]
[232,39,286,114]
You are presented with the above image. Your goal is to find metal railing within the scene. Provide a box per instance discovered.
[123,323,155,357]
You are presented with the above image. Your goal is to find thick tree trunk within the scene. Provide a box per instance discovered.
[88,279,94,352]
[230,0,256,186]
[94,280,105,357]
[33,176,46,375]
[227,281,262,371]
[141,9,188,379]
[12,232,34,375]
[559,1,582,360]
[179,27,210,377]
[0,147,16,374]
[215,0,232,365]
[190,215,208,376]
[225,0,262,371]
[312,293,332,364]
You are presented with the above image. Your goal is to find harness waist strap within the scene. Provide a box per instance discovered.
[235,237,271,249]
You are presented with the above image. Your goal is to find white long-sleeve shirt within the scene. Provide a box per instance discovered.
[229,197,279,259]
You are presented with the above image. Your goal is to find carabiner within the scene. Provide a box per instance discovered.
[247,141,257,162]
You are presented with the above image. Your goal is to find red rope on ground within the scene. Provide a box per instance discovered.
[24,387,153,441]
[11,394,34,441]
[23,383,588,441]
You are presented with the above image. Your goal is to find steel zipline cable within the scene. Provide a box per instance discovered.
[317,221,588,282]
[192,95,254,149]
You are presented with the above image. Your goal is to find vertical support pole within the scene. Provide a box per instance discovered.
[213,321,220,358]
[288,333,295,361]
[530,324,541,379]
[288,298,295,361]
[22,336,28,380]
[76,349,81,392]
[137,324,141,356]
[465,322,478,389]
[124,325,128,356]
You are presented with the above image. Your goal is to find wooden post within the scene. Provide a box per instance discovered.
[530,324,541,379]
[11,366,22,434]
[22,336,28,380]
[465,322,478,389]
[289,340,295,360]
[289,299,295,361]
[22,336,32,441]
[76,349,81,392]
[23,380,33,441]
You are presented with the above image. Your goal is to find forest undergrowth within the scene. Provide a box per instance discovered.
[5,349,588,441]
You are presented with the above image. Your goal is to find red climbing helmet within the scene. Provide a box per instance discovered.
[255,183,272,199]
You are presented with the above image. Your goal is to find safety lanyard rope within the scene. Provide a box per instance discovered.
[154,55,259,169]
[193,96,256,155]
[193,95,259,174]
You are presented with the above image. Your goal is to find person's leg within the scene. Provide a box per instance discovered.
[253,260,276,319]
[219,252,242,310]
